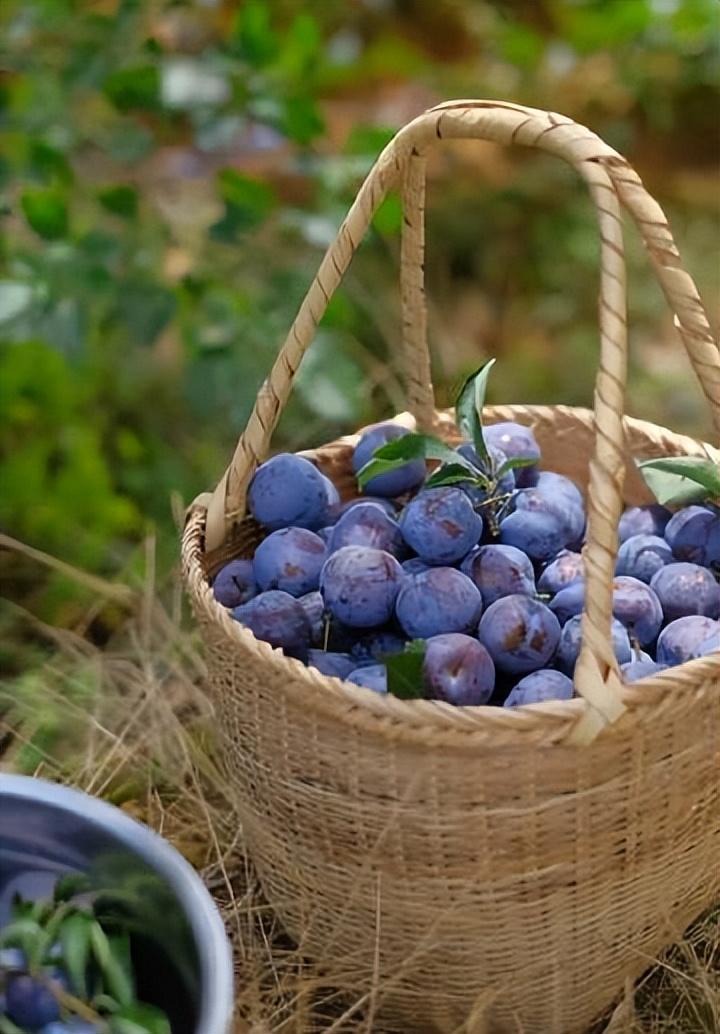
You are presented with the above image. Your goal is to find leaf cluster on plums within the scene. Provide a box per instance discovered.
[0,876,169,1034]
[214,360,720,709]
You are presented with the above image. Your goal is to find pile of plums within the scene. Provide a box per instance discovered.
[211,422,720,707]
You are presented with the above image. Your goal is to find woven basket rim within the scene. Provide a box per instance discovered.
[183,406,720,748]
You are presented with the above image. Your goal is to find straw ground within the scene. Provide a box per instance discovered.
[1,535,717,1033]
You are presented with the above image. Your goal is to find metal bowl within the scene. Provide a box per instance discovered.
[0,774,234,1033]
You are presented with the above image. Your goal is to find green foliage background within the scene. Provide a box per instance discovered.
[1,0,718,625]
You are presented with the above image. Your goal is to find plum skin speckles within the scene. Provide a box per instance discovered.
[328,502,405,557]
[320,545,403,628]
[477,595,561,675]
[422,633,495,706]
[656,615,720,666]
[253,527,327,596]
[399,487,483,565]
[462,544,536,606]
[650,562,720,623]
[537,551,584,595]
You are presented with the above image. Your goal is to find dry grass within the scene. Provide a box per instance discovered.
[1,537,717,1034]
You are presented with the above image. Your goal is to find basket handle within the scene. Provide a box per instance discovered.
[202,100,720,743]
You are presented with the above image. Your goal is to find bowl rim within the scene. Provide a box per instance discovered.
[0,774,234,1034]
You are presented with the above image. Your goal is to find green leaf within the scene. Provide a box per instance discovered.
[280,94,325,146]
[344,125,396,156]
[455,360,496,466]
[231,0,279,65]
[28,140,74,186]
[425,463,481,490]
[356,432,469,489]
[0,917,45,960]
[109,1002,171,1034]
[495,456,537,481]
[98,185,139,218]
[0,1015,25,1034]
[104,65,160,112]
[21,188,69,240]
[59,911,93,998]
[54,872,92,903]
[384,640,426,700]
[639,456,720,505]
[90,922,134,1006]
[211,169,275,240]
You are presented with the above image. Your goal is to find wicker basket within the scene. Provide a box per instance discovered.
[183,101,720,1034]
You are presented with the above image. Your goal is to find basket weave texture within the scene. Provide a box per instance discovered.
[182,101,720,1034]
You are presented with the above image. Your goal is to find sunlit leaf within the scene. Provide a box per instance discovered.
[58,911,93,998]
[109,1002,171,1034]
[424,463,478,489]
[90,921,134,1006]
[98,185,138,218]
[343,125,395,156]
[356,433,468,489]
[28,140,73,185]
[495,456,537,480]
[231,0,279,65]
[211,169,276,239]
[280,94,325,145]
[21,188,69,240]
[455,360,496,466]
[639,456,720,502]
[54,873,92,903]
[104,65,160,112]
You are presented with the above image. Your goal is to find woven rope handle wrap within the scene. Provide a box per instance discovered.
[203,100,719,741]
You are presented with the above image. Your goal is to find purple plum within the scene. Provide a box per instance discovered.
[307,650,356,679]
[650,562,720,622]
[656,615,720,666]
[328,502,404,557]
[556,615,632,674]
[537,551,584,595]
[232,590,312,655]
[395,567,483,639]
[616,534,672,583]
[504,669,574,707]
[462,544,536,606]
[352,423,426,497]
[399,487,483,565]
[248,453,330,530]
[253,527,327,596]
[346,664,388,693]
[212,559,257,608]
[484,421,541,487]
[320,546,403,628]
[618,504,671,543]
[477,595,561,674]
[423,633,495,705]
[665,505,720,568]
